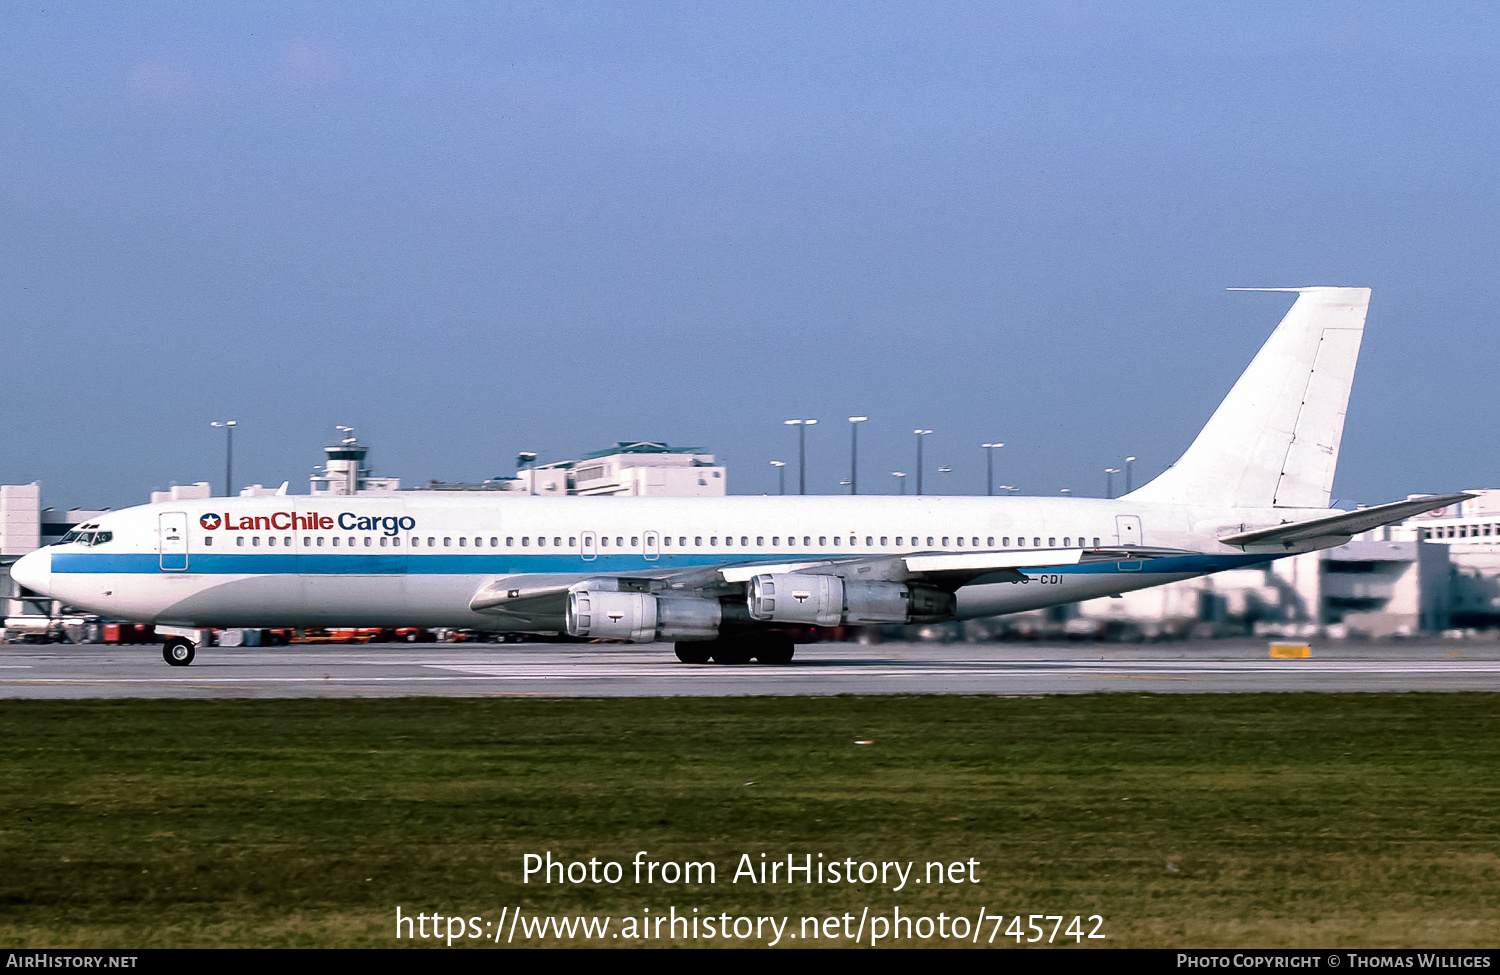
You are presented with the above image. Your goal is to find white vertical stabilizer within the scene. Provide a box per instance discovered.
[1127,287,1370,510]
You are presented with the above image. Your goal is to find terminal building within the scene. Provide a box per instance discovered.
[412,441,725,497]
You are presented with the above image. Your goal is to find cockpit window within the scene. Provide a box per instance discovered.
[56,529,109,546]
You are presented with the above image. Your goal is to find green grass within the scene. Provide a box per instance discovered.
[2,694,1498,947]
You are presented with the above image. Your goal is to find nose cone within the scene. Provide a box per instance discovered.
[10,549,52,595]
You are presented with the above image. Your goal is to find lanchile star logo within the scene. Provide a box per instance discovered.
[200,513,221,530]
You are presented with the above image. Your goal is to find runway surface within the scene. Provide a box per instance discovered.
[3,638,1500,698]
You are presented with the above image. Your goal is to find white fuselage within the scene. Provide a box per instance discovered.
[14,493,1302,631]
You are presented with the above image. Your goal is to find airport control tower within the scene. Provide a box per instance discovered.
[309,427,401,497]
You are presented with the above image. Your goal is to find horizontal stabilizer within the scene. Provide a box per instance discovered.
[1218,493,1473,547]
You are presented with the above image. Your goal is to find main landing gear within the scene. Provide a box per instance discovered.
[674,634,795,665]
[162,637,195,667]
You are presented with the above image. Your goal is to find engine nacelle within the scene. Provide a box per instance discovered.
[746,573,920,625]
[565,590,722,642]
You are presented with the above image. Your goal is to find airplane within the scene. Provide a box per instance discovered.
[10,286,1466,667]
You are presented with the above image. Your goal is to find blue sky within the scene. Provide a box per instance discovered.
[3,3,1496,510]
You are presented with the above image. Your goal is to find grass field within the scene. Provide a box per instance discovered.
[2,693,1498,948]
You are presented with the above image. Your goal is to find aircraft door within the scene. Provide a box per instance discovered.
[643,531,660,561]
[159,512,189,571]
[1115,515,1143,547]
[581,531,597,561]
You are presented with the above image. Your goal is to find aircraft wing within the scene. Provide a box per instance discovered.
[1217,493,1473,548]
[468,546,1190,622]
[717,546,1193,587]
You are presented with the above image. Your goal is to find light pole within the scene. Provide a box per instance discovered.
[210,421,236,498]
[847,417,867,495]
[784,419,817,495]
[892,472,907,495]
[982,442,1004,496]
[1125,456,1137,494]
[1105,468,1120,499]
[770,460,786,495]
[913,429,932,495]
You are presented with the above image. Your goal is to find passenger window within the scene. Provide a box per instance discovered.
[1093,537,1100,547]
[238,536,246,547]
[724,536,732,546]
[880,536,888,546]
[393,537,401,547]
[204,536,213,547]
[679,537,687,546]
[380,537,388,548]
[1064,537,1071,547]
[787,536,795,546]
[972,537,979,547]
[600,536,609,546]
[741,536,749,546]
[506,537,514,546]
[1049,537,1055,547]
[365,537,373,548]
[1033,537,1040,547]
[1018,537,1026,546]
[818,536,826,546]
[772,536,780,546]
[253,536,261,547]
[711,537,718,547]
[804,536,812,546]
[867,536,874,546]
[942,537,949,547]
[695,537,702,546]
[757,537,764,546]
[956,537,963,547]
[987,537,994,547]
[895,537,903,546]
[556,537,563,547]
[1003,537,1010,547]
[460,537,468,547]
[927,536,934,546]
[663,536,671,546]
[268,536,276,547]
[833,537,841,546]
[617,537,624,546]
[567,537,575,547]
[521,538,528,547]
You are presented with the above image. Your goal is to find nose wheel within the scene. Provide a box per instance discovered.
[163,638,196,666]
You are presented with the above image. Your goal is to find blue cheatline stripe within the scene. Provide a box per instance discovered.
[50,550,1276,577]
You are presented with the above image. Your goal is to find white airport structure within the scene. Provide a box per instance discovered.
[414,442,726,497]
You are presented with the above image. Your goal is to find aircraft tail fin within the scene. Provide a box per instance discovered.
[1127,287,1370,510]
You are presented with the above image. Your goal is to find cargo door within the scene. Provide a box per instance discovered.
[159,512,189,571]
[1115,514,1143,547]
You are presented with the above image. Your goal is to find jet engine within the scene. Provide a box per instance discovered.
[745,573,953,625]
[565,589,722,642]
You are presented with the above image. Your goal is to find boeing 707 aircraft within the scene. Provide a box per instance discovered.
[10,287,1465,666]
